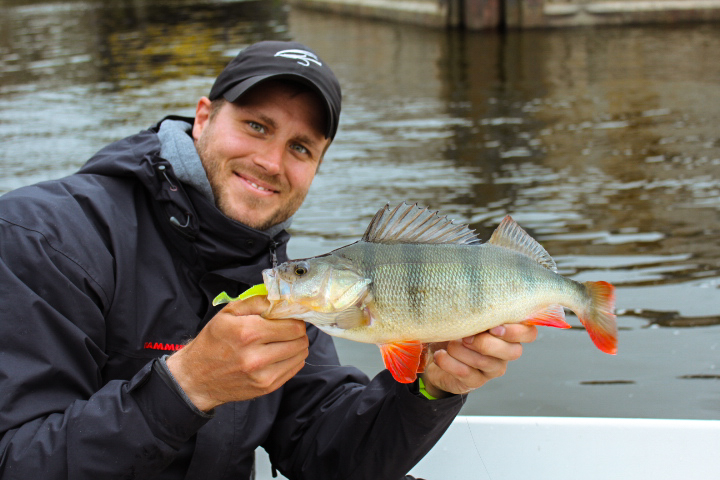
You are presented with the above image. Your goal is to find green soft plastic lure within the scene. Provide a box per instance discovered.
[212,283,268,307]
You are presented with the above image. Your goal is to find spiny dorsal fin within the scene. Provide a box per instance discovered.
[362,203,480,245]
[488,215,557,272]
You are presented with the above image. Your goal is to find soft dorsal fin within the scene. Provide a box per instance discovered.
[488,216,557,272]
[362,203,480,245]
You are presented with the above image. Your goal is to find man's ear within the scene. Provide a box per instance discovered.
[192,97,213,141]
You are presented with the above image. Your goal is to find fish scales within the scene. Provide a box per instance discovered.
[335,241,579,344]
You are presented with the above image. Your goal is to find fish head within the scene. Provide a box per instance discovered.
[262,254,371,314]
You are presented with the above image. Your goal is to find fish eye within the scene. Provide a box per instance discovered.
[294,262,309,276]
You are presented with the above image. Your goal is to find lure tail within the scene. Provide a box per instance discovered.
[578,281,618,354]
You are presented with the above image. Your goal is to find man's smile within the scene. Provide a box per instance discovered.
[235,171,280,195]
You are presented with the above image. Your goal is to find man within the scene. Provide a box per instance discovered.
[0,41,536,479]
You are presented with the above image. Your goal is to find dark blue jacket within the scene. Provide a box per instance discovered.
[0,118,463,480]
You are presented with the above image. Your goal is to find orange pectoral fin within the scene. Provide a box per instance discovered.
[522,305,572,329]
[378,341,424,383]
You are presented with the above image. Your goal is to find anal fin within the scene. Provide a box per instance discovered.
[522,305,571,329]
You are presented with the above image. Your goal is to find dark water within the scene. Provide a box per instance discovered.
[1,0,719,420]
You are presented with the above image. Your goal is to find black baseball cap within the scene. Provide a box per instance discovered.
[209,40,342,140]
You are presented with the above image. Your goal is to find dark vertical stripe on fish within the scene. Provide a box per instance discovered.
[404,244,425,324]
[459,246,477,309]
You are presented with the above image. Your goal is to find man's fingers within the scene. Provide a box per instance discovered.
[489,323,538,343]
[276,348,310,379]
[432,349,477,380]
[429,349,495,393]
[228,316,307,345]
[243,344,309,391]
[256,334,310,368]
[220,297,307,342]
[460,332,524,362]
[445,340,510,378]
[223,295,269,316]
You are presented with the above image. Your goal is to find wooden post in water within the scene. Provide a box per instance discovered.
[463,0,503,29]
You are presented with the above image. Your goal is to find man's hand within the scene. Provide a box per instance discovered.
[420,324,538,399]
[166,296,309,411]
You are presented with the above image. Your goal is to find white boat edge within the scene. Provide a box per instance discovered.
[254,415,720,479]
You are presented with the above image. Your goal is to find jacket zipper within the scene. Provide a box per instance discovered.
[269,241,279,268]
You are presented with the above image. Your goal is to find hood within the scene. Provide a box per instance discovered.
[77,116,290,282]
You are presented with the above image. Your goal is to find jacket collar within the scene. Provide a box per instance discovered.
[78,117,291,283]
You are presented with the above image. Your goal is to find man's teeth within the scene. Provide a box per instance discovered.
[250,181,270,192]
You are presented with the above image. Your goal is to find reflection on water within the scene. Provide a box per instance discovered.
[0,0,289,190]
[1,0,719,420]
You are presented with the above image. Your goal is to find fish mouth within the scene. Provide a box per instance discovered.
[262,268,284,301]
[261,267,314,320]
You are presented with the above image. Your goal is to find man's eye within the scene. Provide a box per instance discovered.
[291,144,309,155]
[248,122,265,134]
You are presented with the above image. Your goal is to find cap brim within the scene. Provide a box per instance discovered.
[222,74,336,140]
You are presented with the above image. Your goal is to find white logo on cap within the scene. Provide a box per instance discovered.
[275,49,322,67]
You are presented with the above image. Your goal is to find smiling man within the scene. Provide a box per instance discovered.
[0,41,536,480]
[193,80,327,231]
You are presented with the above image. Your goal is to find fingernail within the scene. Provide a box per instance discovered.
[462,335,474,344]
[490,326,506,337]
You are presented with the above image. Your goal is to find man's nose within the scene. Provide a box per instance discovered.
[252,142,284,175]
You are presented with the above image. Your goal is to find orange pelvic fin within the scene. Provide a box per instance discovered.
[379,341,425,383]
[416,343,430,374]
[579,281,618,355]
[522,305,571,329]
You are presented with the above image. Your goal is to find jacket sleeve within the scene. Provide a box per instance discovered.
[263,327,464,480]
[0,216,210,480]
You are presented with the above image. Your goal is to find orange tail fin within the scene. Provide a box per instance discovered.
[578,281,618,355]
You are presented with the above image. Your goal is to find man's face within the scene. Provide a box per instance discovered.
[193,80,330,231]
